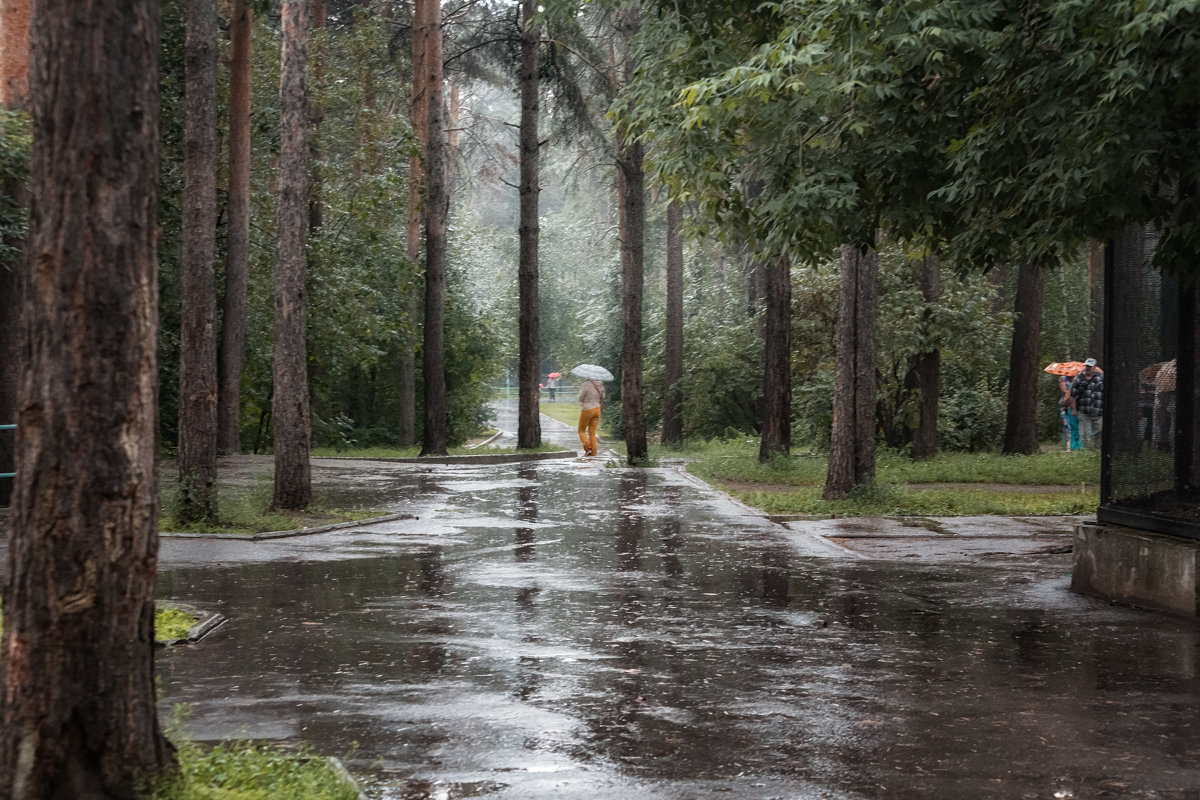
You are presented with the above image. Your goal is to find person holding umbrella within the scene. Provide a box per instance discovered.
[572,364,612,457]
[1071,357,1104,449]
[1044,361,1086,451]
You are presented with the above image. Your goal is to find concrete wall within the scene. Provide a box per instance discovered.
[1072,522,1200,619]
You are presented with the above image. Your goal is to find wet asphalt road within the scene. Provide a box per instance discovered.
[155,407,1200,799]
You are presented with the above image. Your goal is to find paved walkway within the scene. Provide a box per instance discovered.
[154,404,1200,799]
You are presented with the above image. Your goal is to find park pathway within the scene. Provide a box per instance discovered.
[156,403,1200,799]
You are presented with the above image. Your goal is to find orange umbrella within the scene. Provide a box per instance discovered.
[1044,361,1088,377]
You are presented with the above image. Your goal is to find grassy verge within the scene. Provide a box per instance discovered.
[663,438,1100,516]
[147,740,359,800]
[160,489,380,536]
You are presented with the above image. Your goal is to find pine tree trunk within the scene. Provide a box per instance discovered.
[0,0,176,794]
[217,0,252,455]
[661,201,684,446]
[618,137,647,464]
[0,0,29,105]
[824,244,879,499]
[0,0,31,506]
[400,0,426,449]
[178,0,219,523]
[1001,260,1045,455]
[420,0,449,456]
[911,251,941,460]
[617,8,646,464]
[759,254,791,461]
[517,0,542,449]
[272,0,313,509]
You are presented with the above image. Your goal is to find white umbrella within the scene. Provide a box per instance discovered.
[571,363,614,381]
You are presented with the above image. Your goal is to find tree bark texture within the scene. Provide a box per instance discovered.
[0,0,176,795]
[824,244,879,500]
[617,7,646,465]
[217,0,252,455]
[177,0,219,523]
[516,0,541,449]
[759,254,791,462]
[0,0,29,106]
[911,251,941,460]
[0,0,30,507]
[272,0,313,509]
[618,138,647,464]
[420,0,449,456]
[661,201,684,446]
[0,221,18,507]
[1001,260,1045,455]
[400,0,427,449]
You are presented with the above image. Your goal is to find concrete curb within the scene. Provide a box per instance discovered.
[160,511,416,541]
[317,450,578,466]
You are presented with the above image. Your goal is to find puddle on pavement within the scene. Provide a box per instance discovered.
[157,460,1200,799]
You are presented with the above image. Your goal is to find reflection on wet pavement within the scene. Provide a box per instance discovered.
[157,459,1200,800]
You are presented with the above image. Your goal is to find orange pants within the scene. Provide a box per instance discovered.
[578,407,601,456]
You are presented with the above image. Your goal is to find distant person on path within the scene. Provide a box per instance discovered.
[1058,374,1081,451]
[1071,358,1104,449]
[547,373,559,402]
[577,378,605,457]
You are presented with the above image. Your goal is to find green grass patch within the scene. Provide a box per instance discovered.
[669,438,1100,516]
[146,740,359,800]
[1,605,200,642]
[155,605,199,641]
[538,402,583,428]
[729,484,1098,516]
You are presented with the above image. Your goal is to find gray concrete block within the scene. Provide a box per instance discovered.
[1072,521,1200,618]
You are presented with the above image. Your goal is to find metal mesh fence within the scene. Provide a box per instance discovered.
[1099,225,1200,538]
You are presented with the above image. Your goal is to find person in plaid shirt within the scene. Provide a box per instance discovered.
[1071,358,1104,449]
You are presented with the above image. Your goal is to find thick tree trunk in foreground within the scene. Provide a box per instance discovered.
[217,0,252,455]
[517,0,542,449]
[824,244,878,500]
[911,251,941,460]
[1002,260,1045,455]
[661,201,684,446]
[178,0,219,523]
[420,0,449,456]
[272,0,313,509]
[759,254,791,462]
[0,0,176,795]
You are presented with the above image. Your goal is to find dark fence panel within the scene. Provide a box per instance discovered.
[1099,225,1200,538]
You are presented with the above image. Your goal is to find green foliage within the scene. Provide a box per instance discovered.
[154,606,199,641]
[147,740,359,800]
[0,109,30,272]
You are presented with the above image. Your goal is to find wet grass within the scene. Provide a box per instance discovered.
[160,481,379,536]
[154,605,199,640]
[0,605,198,642]
[666,438,1100,516]
[146,740,359,800]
